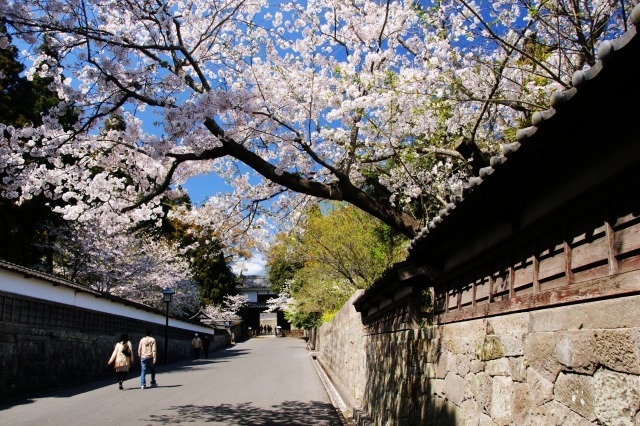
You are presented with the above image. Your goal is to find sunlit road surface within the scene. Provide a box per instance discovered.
[0,335,347,425]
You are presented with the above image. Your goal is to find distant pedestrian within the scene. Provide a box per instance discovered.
[191,333,203,359]
[138,328,157,389]
[107,333,135,390]
[203,335,210,359]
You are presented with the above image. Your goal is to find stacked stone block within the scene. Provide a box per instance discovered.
[317,294,640,425]
[317,290,368,411]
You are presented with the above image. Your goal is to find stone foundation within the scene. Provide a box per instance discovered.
[316,294,640,425]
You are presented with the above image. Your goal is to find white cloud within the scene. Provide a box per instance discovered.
[232,252,267,276]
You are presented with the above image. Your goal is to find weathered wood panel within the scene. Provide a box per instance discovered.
[615,220,640,256]
[537,231,565,281]
[475,272,490,305]
[618,253,640,274]
[459,273,474,309]
[492,273,510,301]
[571,235,608,271]
[447,284,459,312]
[437,269,640,323]
[434,289,446,314]
[429,188,640,324]
[513,244,534,291]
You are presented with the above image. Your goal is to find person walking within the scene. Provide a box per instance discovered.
[191,333,202,359]
[107,333,135,390]
[138,328,157,389]
[202,334,210,359]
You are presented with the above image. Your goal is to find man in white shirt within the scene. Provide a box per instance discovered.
[138,328,157,389]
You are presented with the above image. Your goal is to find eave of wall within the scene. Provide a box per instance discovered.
[407,11,640,275]
[355,5,640,312]
[0,260,214,332]
[352,261,428,319]
[0,259,155,313]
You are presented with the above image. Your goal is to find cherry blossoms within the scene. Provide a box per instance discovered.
[0,0,632,248]
[50,220,201,315]
[265,283,295,314]
[203,294,249,322]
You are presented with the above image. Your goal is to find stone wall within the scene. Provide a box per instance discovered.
[316,290,367,411]
[316,294,640,425]
[0,290,228,404]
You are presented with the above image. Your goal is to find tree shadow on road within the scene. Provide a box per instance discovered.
[142,400,343,425]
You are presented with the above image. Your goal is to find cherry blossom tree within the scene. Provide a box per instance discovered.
[0,0,633,244]
[265,282,323,329]
[265,283,295,314]
[50,220,201,315]
[203,294,249,322]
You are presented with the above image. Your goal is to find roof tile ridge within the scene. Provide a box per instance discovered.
[408,6,640,248]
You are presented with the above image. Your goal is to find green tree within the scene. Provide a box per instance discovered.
[267,202,409,322]
[187,234,239,306]
[266,232,304,294]
[286,310,322,330]
[300,203,407,289]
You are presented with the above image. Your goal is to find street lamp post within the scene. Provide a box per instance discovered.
[162,288,175,364]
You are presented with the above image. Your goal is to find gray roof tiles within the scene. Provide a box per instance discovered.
[238,275,270,289]
[407,4,640,255]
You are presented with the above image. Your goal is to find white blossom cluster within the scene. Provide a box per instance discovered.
[0,0,630,247]
[50,220,201,315]
[265,283,296,314]
[203,294,249,321]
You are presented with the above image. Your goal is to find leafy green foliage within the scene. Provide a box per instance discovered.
[266,202,409,324]
[188,237,239,306]
[266,232,304,294]
[284,310,322,330]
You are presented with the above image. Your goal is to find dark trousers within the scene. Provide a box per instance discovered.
[194,348,201,359]
[117,371,128,383]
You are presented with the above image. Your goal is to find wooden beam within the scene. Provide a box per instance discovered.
[533,238,540,293]
[472,275,477,308]
[436,268,640,324]
[508,265,515,299]
[605,216,619,275]
[564,237,573,285]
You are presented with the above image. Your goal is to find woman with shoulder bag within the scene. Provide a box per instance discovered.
[108,333,135,390]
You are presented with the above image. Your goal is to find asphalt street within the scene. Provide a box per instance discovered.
[0,335,349,425]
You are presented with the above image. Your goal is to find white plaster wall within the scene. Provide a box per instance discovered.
[0,268,211,334]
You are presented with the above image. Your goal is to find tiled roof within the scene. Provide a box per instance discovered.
[407,4,640,257]
[0,259,162,314]
[238,275,270,289]
[358,5,640,302]
[245,303,271,309]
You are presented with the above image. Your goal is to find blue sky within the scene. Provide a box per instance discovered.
[181,172,229,206]
[182,174,269,276]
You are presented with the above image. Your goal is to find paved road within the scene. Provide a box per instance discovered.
[0,336,348,425]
